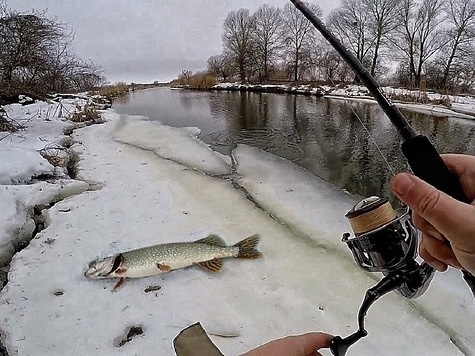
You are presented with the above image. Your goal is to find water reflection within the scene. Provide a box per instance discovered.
[113,88,475,203]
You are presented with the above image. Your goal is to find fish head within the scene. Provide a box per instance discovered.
[84,254,123,279]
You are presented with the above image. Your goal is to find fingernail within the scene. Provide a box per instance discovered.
[431,261,448,272]
[427,228,445,241]
[391,173,415,197]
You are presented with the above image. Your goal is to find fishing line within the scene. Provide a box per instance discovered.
[327,78,396,177]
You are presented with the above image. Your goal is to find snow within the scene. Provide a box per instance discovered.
[0,181,89,266]
[0,99,474,356]
[0,147,55,184]
[0,98,97,266]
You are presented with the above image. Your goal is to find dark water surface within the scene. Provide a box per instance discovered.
[113,87,475,202]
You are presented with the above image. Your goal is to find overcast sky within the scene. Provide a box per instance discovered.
[9,1,341,84]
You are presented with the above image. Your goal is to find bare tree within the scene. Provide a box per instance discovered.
[364,0,403,77]
[391,0,446,87]
[0,4,101,96]
[251,4,283,82]
[453,57,475,92]
[207,53,235,82]
[222,9,254,82]
[328,0,373,69]
[439,0,475,89]
[312,43,352,83]
[178,69,192,85]
[281,2,321,81]
[0,12,63,82]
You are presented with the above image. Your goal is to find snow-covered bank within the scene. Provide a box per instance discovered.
[212,83,475,120]
[0,96,107,270]
[0,103,473,355]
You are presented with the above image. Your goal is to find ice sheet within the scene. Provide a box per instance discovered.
[112,115,231,176]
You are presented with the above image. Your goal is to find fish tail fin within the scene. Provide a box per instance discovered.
[233,234,262,259]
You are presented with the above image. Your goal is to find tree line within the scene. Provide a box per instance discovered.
[0,1,103,101]
[205,0,475,93]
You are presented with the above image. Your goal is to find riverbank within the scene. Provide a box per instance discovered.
[211,83,475,120]
[0,96,474,355]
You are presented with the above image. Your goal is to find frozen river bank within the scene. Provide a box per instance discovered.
[0,98,474,355]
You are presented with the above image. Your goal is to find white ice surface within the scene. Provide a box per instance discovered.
[0,110,473,356]
[113,115,231,175]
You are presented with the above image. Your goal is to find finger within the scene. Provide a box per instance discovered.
[421,234,462,269]
[391,173,475,250]
[241,333,333,356]
[419,240,448,272]
[412,213,445,241]
[294,332,333,355]
[441,154,475,199]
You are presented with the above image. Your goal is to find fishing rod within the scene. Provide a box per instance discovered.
[289,0,475,355]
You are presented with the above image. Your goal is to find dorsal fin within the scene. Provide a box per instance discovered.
[195,234,226,247]
[197,258,223,273]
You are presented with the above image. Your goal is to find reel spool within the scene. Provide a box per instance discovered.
[343,196,418,274]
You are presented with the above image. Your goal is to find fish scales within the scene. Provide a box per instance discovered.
[121,243,239,278]
[84,234,262,290]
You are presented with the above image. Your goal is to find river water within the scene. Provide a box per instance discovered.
[113,87,475,202]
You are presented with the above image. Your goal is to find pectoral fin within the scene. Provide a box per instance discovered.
[197,258,223,273]
[112,277,126,291]
[157,263,172,272]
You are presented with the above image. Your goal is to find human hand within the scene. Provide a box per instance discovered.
[241,332,333,356]
[391,154,475,275]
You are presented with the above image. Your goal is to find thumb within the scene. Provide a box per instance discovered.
[391,173,475,250]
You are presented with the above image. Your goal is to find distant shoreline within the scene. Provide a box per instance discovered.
[203,83,475,120]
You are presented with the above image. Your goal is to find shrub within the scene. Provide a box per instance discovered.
[188,73,217,89]
[0,113,20,132]
[70,104,101,123]
[91,82,128,101]
[386,91,452,108]
[171,70,217,89]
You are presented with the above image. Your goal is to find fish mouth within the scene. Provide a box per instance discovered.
[84,254,123,279]
[84,257,114,279]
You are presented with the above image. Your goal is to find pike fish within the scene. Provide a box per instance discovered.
[84,234,262,290]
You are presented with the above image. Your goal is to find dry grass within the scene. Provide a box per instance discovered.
[0,110,22,132]
[91,82,128,101]
[70,104,102,123]
[171,72,217,90]
[387,91,452,108]
[39,143,70,167]
[188,73,217,89]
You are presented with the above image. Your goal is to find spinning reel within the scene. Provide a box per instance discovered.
[329,197,435,356]
[286,1,475,353]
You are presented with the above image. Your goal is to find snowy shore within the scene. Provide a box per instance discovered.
[212,83,475,120]
[0,96,474,355]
